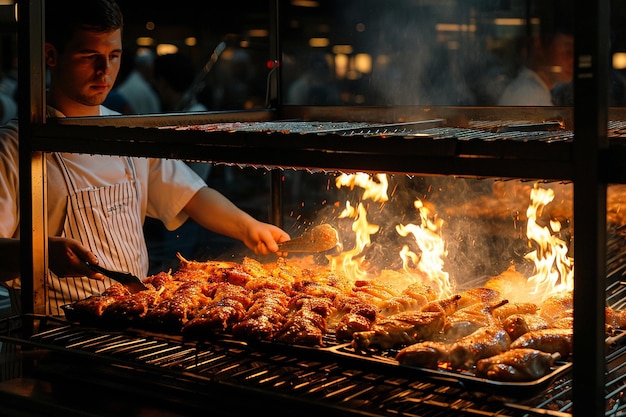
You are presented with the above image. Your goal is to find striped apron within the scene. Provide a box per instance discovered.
[47,153,148,315]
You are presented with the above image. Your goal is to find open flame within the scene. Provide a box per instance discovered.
[329,173,453,296]
[525,184,574,300]
[396,199,453,297]
[326,174,571,303]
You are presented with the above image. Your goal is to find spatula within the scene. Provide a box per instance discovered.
[278,224,340,253]
[85,261,149,293]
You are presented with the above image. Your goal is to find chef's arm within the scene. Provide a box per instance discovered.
[183,186,290,255]
[0,237,104,281]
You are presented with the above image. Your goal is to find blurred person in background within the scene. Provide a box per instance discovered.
[114,48,160,114]
[153,52,208,113]
[286,52,342,105]
[497,3,574,106]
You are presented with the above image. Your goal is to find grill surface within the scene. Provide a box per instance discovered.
[0,310,609,417]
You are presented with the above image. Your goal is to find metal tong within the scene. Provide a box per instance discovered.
[85,261,149,293]
[278,224,340,253]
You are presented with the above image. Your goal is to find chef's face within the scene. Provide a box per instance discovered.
[45,28,122,116]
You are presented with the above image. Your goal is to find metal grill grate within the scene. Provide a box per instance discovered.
[20,322,582,417]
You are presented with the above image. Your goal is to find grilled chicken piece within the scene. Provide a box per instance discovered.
[182,298,248,338]
[475,348,557,382]
[539,292,573,323]
[352,311,445,350]
[145,280,212,331]
[396,326,511,370]
[70,283,132,318]
[483,265,531,303]
[421,294,462,316]
[456,287,504,309]
[492,302,539,322]
[101,288,161,324]
[444,299,508,341]
[606,306,626,329]
[181,283,252,338]
[332,295,378,341]
[379,282,437,315]
[335,312,376,341]
[502,313,549,341]
[275,307,328,346]
[395,341,450,368]
[509,327,573,358]
[446,326,512,369]
[232,288,291,341]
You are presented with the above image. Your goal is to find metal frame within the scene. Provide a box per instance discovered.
[17,0,615,414]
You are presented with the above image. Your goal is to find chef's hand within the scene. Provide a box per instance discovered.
[243,220,290,255]
[48,236,104,281]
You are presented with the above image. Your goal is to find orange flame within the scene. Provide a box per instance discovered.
[396,199,453,297]
[525,184,574,300]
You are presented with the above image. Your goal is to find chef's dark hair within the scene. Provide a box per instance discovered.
[45,0,123,53]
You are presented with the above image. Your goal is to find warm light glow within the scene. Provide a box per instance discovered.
[309,37,330,47]
[136,37,154,47]
[493,18,526,26]
[332,45,353,55]
[248,29,269,37]
[335,54,348,79]
[354,53,372,74]
[156,43,178,55]
[291,0,319,7]
[145,21,155,31]
[435,23,476,33]
[184,37,197,47]
[614,53,626,70]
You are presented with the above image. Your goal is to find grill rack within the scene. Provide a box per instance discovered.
[0,315,587,416]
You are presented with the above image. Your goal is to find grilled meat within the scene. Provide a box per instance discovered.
[475,348,557,381]
[421,294,462,316]
[352,311,445,350]
[444,299,508,341]
[539,292,573,323]
[379,282,437,315]
[509,327,573,358]
[394,340,450,368]
[446,326,512,369]
[396,326,511,370]
[456,287,504,309]
[492,302,539,322]
[232,288,291,341]
[145,280,212,331]
[502,313,549,341]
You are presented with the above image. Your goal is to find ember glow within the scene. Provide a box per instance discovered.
[525,184,574,300]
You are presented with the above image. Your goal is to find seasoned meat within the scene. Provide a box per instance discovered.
[395,340,450,368]
[443,299,508,341]
[475,348,557,381]
[502,313,549,341]
[492,302,539,322]
[352,311,445,350]
[509,327,573,358]
[447,326,512,369]
[396,326,511,370]
[539,292,573,323]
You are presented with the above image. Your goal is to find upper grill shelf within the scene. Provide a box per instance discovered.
[29,106,626,182]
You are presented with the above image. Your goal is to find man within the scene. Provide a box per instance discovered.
[0,0,290,315]
[497,6,574,106]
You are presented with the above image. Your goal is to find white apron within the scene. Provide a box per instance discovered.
[47,153,148,315]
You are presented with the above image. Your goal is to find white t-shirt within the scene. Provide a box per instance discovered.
[497,67,553,106]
